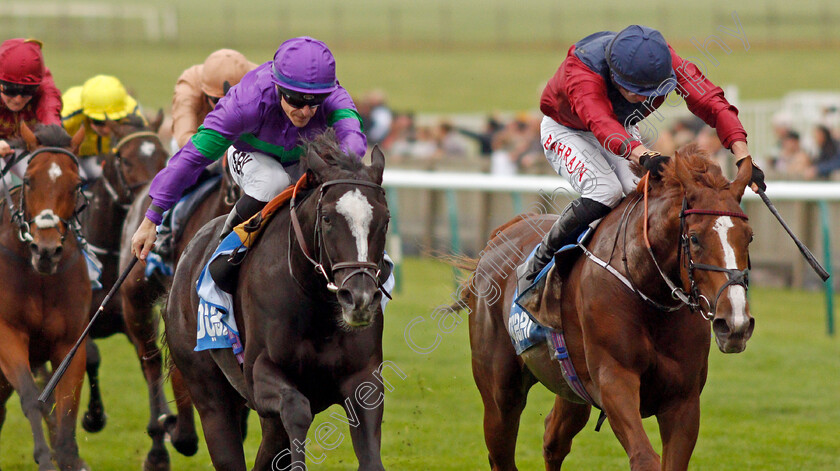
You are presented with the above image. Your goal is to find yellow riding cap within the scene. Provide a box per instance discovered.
[81,75,138,121]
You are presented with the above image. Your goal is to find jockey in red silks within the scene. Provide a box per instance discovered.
[0,39,62,159]
[516,25,766,304]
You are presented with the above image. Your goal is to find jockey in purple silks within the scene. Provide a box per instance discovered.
[131,37,367,262]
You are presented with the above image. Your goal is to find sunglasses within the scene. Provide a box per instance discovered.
[206,94,222,106]
[1,84,37,98]
[278,86,328,109]
[90,119,107,127]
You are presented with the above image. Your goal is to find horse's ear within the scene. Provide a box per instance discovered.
[305,147,329,182]
[70,126,85,154]
[730,156,752,202]
[149,109,164,133]
[368,145,385,184]
[20,121,38,151]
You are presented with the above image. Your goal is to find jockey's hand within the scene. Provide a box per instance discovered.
[0,140,12,157]
[640,151,670,179]
[736,157,767,192]
[131,218,158,262]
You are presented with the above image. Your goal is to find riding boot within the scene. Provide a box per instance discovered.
[516,198,612,304]
[210,195,265,294]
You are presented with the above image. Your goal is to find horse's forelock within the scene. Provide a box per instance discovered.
[301,129,366,181]
[647,143,729,195]
[31,124,73,148]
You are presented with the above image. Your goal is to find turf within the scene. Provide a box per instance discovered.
[1,258,838,470]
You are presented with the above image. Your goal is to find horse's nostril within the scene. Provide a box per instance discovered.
[712,318,730,337]
[54,245,63,258]
[337,289,354,307]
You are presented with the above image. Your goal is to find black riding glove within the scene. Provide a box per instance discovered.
[639,151,670,179]
[736,157,767,192]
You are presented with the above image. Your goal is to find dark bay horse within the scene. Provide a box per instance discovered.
[74,112,172,470]
[459,146,755,470]
[164,134,389,470]
[0,124,90,470]
[117,157,239,463]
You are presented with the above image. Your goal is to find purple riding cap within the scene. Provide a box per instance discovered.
[145,37,366,225]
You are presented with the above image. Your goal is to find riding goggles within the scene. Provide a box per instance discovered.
[277,85,329,109]
[0,81,37,97]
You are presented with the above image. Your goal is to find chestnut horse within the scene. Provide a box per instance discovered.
[74,113,172,470]
[0,124,89,470]
[164,134,389,470]
[459,146,755,470]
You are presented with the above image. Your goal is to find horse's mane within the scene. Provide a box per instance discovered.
[636,143,730,196]
[300,129,365,180]
[6,124,72,150]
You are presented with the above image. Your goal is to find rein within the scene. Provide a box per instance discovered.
[289,177,389,297]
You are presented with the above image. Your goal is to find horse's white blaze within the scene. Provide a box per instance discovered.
[713,216,748,325]
[140,141,156,157]
[336,189,373,262]
[48,162,62,181]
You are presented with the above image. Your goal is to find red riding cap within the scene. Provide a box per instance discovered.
[0,38,46,86]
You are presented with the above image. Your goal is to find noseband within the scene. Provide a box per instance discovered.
[289,177,388,296]
[642,174,750,319]
[1,147,84,244]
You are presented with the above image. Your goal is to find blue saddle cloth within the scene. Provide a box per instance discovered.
[195,231,246,355]
[508,227,592,354]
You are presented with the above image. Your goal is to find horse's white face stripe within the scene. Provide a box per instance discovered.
[336,189,373,262]
[713,216,748,324]
[140,141,156,157]
[48,162,62,182]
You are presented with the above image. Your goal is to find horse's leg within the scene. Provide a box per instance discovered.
[0,375,14,461]
[595,365,660,470]
[162,365,199,457]
[82,338,107,432]
[542,396,590,470]
[251,353,313,465]
[50,342,88,471]
[122,298,172,471]
[657,396,701,471]
[472,349,533,471]
[340,371,385,471]
[253,416,292,470]
[0,332,53,469]
[191,384,247,471]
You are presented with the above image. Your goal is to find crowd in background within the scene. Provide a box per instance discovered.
[356,90,840,181]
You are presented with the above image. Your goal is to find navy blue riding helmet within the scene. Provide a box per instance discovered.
[606,25,677,97]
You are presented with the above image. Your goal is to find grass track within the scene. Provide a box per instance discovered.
[1,258,838,470]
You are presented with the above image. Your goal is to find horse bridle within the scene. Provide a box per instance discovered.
[0,147,85,244]
[640,173,750,319]
[104,131,164,206]
[289,177,389,296]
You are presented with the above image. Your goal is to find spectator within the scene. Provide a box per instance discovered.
[771,130,813,180]
[810,124,840,179]
[360,89,393,146]
[437,121,470,158]
[455,115,503,157]
[697,126,732,178]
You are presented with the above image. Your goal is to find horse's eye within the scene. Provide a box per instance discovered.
[689,234,700,245]
[322,214,332,225]
[23,177,30,186]
[749,234,754,243]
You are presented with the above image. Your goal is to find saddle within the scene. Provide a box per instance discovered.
[515,226,593,331]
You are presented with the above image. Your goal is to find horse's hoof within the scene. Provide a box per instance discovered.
[143,448,170,471]
[82,410,107,433]
[171,433,199,457]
